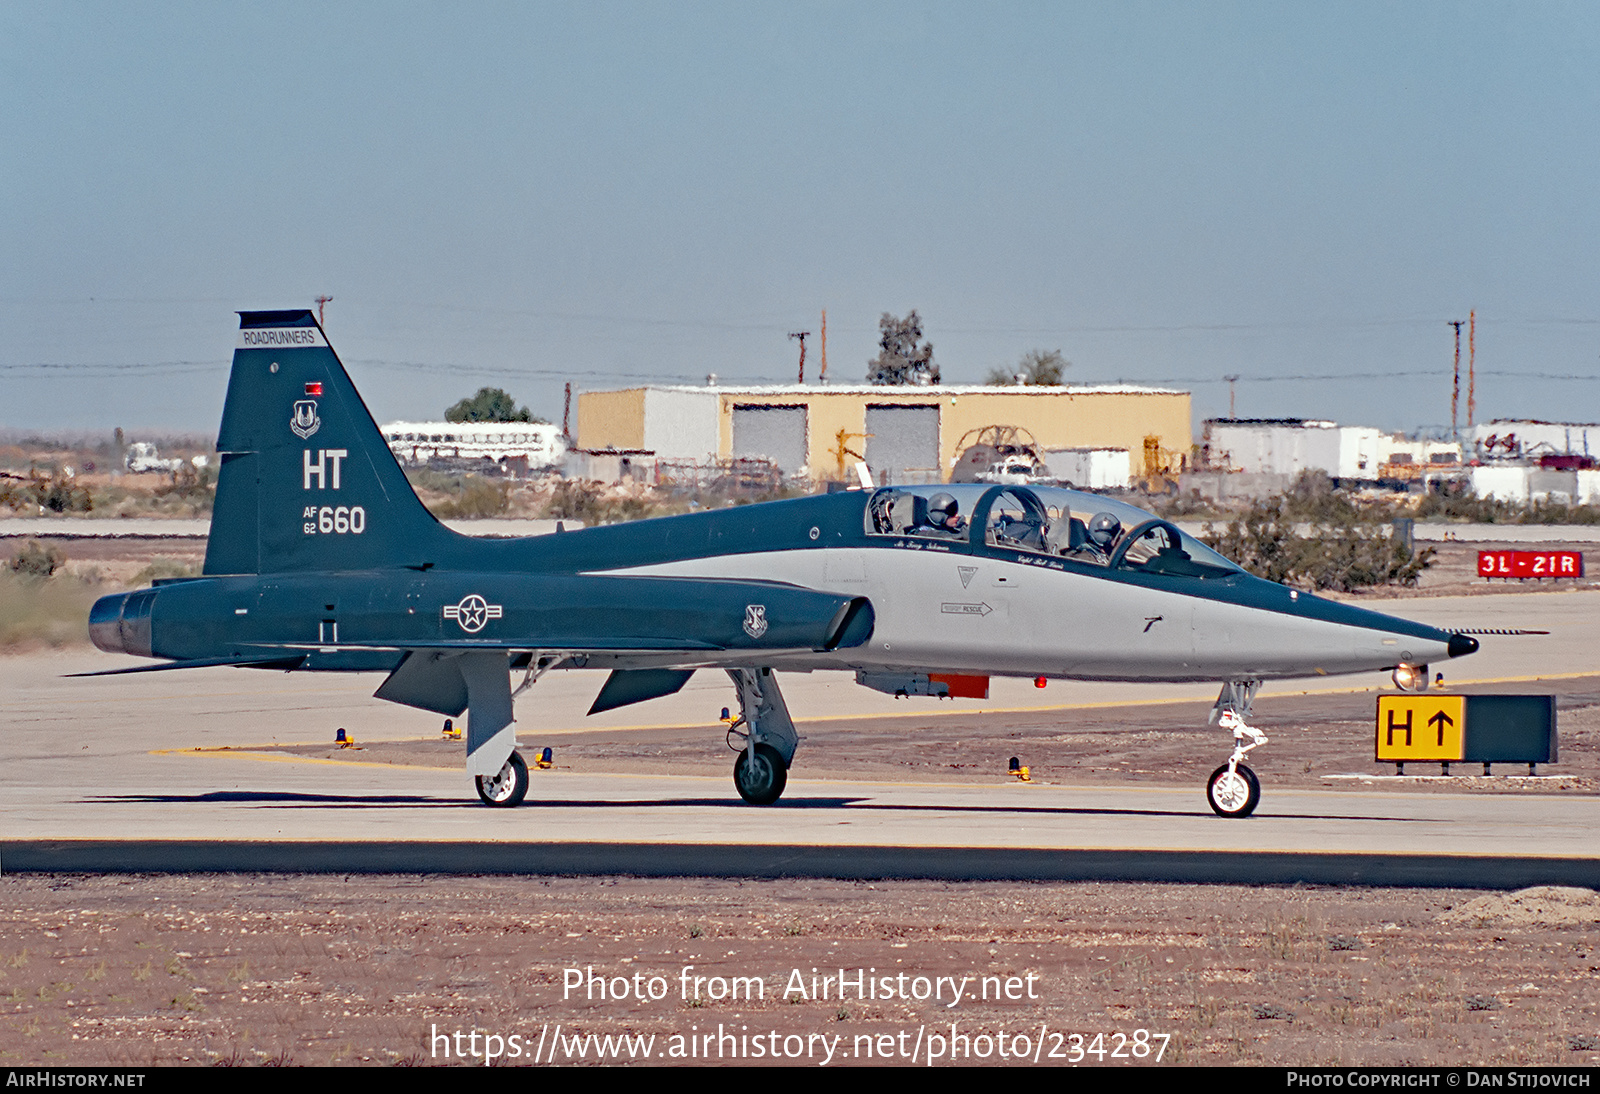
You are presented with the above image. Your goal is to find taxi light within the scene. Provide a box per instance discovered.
[1392,663,1429,692]
[536,747,554,770]
[1034,676,1047,689]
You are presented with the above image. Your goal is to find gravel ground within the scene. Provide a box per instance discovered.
[2,875,1599,1067]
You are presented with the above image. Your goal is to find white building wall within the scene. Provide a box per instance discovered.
[1208,421,1341,476]
[641,389,721,460]
[1471,466,1530,503]
[1335,427,1384,479]
[1044,448,1131,489]
[1578,470,1600,504]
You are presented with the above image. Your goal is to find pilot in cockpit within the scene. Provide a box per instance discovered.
[921,493,966,538]
[1064,511,1122,564]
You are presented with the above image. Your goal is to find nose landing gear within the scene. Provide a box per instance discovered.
[1207,681,1266,818]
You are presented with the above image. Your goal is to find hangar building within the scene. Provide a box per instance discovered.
[575,383,1192,486]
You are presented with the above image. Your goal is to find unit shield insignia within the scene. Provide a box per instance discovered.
[743,604,768,639]
[444,594,503,633]
[291,399,321,440]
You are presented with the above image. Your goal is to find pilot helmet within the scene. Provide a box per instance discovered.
[1087,511,1122,548]
[927,493,959,526]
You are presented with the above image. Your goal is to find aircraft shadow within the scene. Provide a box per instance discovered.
[86,791,1422,822]
[87,792,868,810]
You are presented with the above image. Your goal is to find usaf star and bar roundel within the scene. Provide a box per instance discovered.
[444,594,504,634]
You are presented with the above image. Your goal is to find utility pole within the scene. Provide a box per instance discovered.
[314,295,332,326]
[819,310,828,384]
[1449,320,1464,440]
[1467,310,1476,430]
[789,331,810,384]
[1222,375,1240,419]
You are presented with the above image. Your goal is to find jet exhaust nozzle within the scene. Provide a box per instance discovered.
[88,589,155,657]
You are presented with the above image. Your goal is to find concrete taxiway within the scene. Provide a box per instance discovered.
[3,589,1597,885]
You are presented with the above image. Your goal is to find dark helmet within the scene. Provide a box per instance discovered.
[928,493,959,525]
[1087,511,1122,549]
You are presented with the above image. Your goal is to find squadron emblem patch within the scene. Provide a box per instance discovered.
[291,399,321,440]
[743,604,768,639]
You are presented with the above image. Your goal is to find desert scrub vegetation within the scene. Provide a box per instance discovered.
[91,465,215,518]
[1201,473,1435,592]
[129,557,202,585]
[0,551,101,648]
[0,470,93,514]
[1414,487,1600,525]
[403,470,513,519]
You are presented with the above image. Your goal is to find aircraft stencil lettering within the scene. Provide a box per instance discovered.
[303,505,365,535]
[302,448,347,489]
[85,310,1480,815]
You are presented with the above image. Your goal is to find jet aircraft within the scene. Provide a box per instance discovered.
[86,310,1479,817]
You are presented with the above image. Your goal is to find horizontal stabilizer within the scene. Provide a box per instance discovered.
[588,668,696,715]
[66,655,306,677]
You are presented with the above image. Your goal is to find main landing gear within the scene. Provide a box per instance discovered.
[723,668,798,805]
[733,743,787,806]
[1207,681,1267,818]
[476,750,529,807]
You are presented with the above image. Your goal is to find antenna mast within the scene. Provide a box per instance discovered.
[314,295,332,326]
[1222,374,1240,419]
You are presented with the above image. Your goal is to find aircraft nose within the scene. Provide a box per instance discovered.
[1447,633,1480,659]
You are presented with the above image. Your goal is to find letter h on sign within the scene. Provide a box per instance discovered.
[1386,708,1413,747]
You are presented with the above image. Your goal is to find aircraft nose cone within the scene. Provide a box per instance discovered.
[1447,633,1480,659]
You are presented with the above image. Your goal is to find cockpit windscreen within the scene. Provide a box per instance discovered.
[865,484,1243,579]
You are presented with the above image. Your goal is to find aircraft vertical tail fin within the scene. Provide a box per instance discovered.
[203,310,452,574]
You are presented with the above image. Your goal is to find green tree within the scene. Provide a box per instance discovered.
[866,311,938,385]
[986,348,1068,386]
[444,388,537,423]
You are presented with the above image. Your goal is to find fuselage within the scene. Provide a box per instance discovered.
[90,483,1475,685]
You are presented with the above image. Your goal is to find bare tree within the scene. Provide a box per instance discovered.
[867,311,939,385]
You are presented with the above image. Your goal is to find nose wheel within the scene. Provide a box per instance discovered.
[476,750,529,807]
[1207,762,1260,818]
[1208,705,1267,818]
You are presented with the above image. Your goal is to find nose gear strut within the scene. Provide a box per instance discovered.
[1207,680,1265,818]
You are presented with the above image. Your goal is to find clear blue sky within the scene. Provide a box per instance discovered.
[4,2,1598,437]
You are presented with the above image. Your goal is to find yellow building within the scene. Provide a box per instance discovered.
[576,383,1191,485]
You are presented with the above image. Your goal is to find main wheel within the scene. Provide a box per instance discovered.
[1206,763,1260,818]
[733,743,788,805]
[476,750,529,807]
